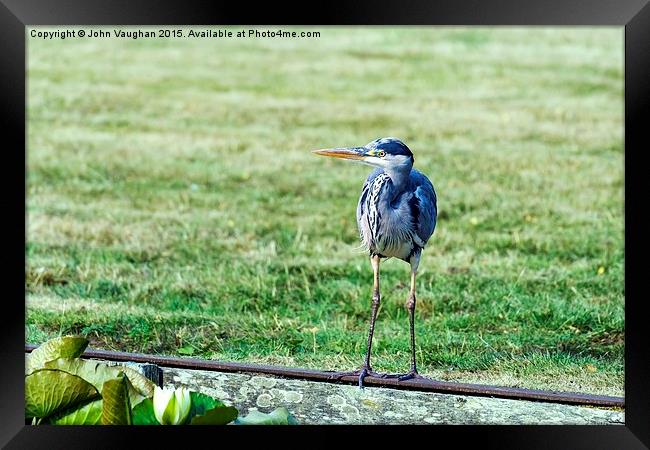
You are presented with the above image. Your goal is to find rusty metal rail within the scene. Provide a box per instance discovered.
[25,344,624,408]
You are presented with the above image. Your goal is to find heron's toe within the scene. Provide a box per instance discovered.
[358,367,370,388]
[397,371,426,381]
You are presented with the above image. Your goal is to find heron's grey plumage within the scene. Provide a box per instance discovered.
[357,167,437,262]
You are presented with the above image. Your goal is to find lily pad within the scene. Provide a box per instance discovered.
[118,365,156,397]
[101,373,133,425]
[45,358,154,406]
[25,368,99,419]
[188,391,225,420]
[234,407,298,425]
[26,336,88,374]
[49,399,103,425]
[131,398,160,425]
[190,405,238,425]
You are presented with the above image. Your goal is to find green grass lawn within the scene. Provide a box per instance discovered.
[26,27,624,396]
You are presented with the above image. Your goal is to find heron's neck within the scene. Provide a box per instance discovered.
[384,165,412,199]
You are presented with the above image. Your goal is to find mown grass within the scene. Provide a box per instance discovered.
[26,27,623,396]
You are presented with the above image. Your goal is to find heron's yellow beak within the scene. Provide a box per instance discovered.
[312,147,367,160]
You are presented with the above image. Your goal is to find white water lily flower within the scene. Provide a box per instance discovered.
[153,386,192,425]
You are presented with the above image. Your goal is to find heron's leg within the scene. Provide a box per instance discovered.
[327,255,383,387]
[330,255,382,387]
[359,255,382,383]
[401,268,419,380]
[384,256,425,382]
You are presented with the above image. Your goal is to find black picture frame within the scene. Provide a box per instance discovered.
[3,0,648,447]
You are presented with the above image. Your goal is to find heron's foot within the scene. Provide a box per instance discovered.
[397,370,424,381]
[328,366,385,388]
[376,370,425,382]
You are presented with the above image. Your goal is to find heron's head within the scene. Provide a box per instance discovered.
[313,137,414,171]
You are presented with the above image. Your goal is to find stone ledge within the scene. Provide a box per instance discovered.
[162,366,624,425]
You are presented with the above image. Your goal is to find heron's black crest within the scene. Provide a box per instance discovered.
[368,137,414,161]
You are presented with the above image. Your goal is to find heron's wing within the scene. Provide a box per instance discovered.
[410,170,437,245]
[357,168,384,227]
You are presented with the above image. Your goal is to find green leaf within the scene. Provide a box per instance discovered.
[234,407,298,425]
[188,391,225,421]
[25,369,100,419]
[101,373,132,425]
[131,398,160,425]
[178,346,195,355]
[49,399,103,425]
[190,406,238,425]
[119,365,156,398]
[26,336,88,374]
[45,358,154,406]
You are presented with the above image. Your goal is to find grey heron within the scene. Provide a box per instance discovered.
[313,137,437,388]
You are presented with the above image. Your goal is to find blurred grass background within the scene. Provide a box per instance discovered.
[26,27,623,395]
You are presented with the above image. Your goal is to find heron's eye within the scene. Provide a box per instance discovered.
[377,151,386,158]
